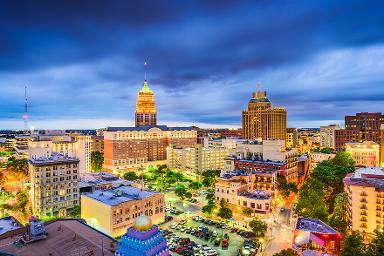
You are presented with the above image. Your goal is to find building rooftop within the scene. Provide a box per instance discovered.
[29,153,79,166]
[82,185,158,206]
[296,217,338,234]
[0,219,117,256]
[0,217,23,236]
[344,167,384,189]
[79,172,134,189]
[238,189,271,200]
[106,125,193,132]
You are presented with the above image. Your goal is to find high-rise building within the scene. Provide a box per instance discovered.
[344,167,384,233]
[335,112,384,150]
[29,154,80,218]
[135,80,157,127]
[167,144,230,180]
[103,125,196,171]
[81,185,165,237]
[242,86,286,140]
[91,135,104,153]
[345,112,384,142]
[320,124,340,149]
[345,141,380,167]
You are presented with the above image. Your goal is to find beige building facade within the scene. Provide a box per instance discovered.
[345,141,380,167]
[320,124,340,149]
[167,144,230,180]
[344,167,384,233]
[29,154,80,218]
[81,186,165,237]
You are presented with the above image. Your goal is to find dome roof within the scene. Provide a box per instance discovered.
[139,80,153,93]
[133,215,153,231]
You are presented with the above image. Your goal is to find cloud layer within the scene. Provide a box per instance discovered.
[0,0,383,129]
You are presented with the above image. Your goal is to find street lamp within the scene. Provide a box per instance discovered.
[259,238,264,252]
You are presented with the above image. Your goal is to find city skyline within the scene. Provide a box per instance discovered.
[0,1,384,129]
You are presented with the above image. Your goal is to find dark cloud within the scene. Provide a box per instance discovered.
[0,0,383,128]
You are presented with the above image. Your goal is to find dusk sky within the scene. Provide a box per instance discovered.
[0,0,383,129]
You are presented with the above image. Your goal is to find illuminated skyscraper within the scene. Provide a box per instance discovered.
[242,85,286,140]
[135,62,157,127]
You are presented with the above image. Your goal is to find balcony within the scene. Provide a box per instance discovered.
[360,192,368,197]
[360,198,368,203]
[360,204,368,210]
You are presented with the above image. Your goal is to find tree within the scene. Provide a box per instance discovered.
[277,173,298,199]
[175,185,187,200]
[123,171,138,181]
[202,203,216,215]
[329,192,347,233]
[249,218,267,237]
[91,151,104,172]
[189,181,202,190]
[243,207,253,216]
[220,198,226,208]
[331,151,355,168]
[217,207,232,219]
[273,248,299,256]
[205,188,215,201]
[68,206,81,218]
[341,231,366,256]
[202,176,213,187]
[295,178,328,221]
[366,229,384,256]
[185,191,192,199]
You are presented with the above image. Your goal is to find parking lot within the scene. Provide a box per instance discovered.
[159,216,260,256]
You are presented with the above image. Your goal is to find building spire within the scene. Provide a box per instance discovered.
[23,85,29,134]
[144,60,148,81]
[257,83,261,92]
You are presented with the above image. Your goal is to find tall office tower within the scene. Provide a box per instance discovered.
[345,112,384,142]
[242,85,286,140]
[320,124,340,149]
[29,154,80,218]
[135,80,157,127]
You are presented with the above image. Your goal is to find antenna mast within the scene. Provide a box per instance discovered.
[23,85,29,134]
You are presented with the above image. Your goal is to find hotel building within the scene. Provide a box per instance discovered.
[29,154,80,218]
[344,167,384,233]
[286,128,298,148]
[81,186,165,237]
[103,125,196,171]
[345,141,380,167]
[91,135,104,153]
[167,144,230,180]
[242,86,286,141]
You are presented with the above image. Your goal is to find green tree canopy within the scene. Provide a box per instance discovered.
[331,151,355,168]
[295,178,328,221]
[341,231,366,256]
[217,207,233,219]
[91,151,104,172]
[366,229,384,256]
[243,207,253,216]
[202,202,216,215]
[249,218,267,237]
[175,185,187,199]
[189,181,203,190]
[123,171,139,181]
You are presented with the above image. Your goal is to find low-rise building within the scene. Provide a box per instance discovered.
[293,217,342,255]
[311,152,336,164]
[81,185,165,237]
[29,154,80,218]
[286,128,298,148]
[167,144,230,180]
[215,172,272,214]
[344,167,384,233]
[79,172,134,193]
[345,141,380,167]
[0,216,23,236]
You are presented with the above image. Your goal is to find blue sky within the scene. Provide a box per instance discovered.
[0,0,383,129]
